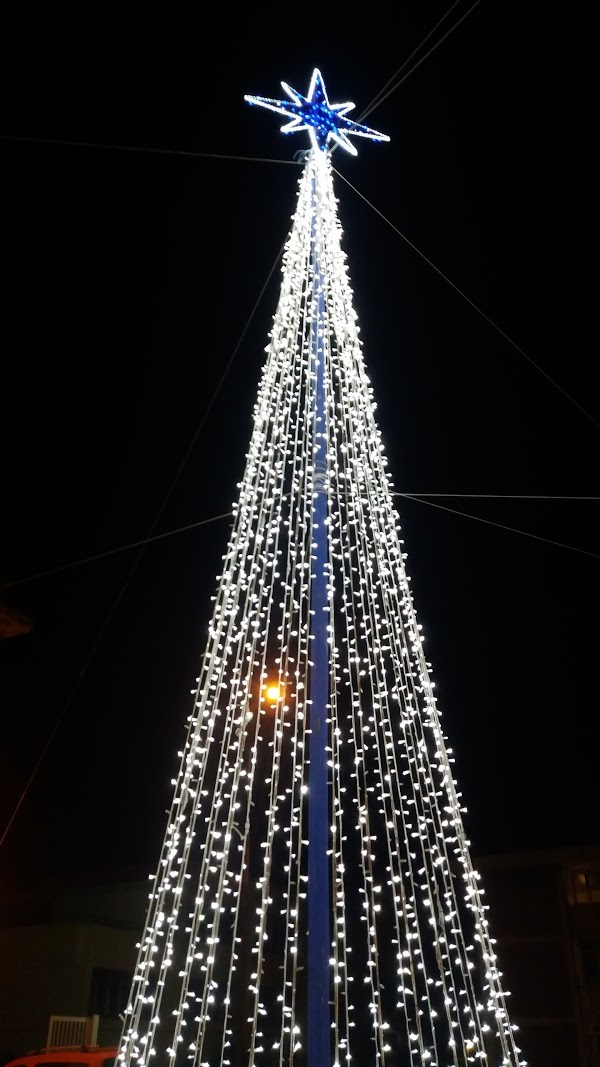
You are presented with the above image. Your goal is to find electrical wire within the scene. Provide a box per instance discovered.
[7,32,591,435]
[150,233,288,532]
[2,3,477,169]
[357,0,467,120]
[0,133,301,165]
[327,1,479,163]
[6,24,595,437]
[395,493,600,499]
[0,238,287,851]
[3,495,597,595]
[400,493,600,559]
[359,0,481,121]
[0,511,233,593]
[333,166,600,430]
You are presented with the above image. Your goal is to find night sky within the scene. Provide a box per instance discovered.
[0,2,597,881]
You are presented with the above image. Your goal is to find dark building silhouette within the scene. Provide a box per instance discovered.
[0,871,144,1064]
[1,847,599,1065]
[477,845,600,1066]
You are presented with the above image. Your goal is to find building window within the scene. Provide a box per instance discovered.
[573,870,600,904]
[89,968,132,1018]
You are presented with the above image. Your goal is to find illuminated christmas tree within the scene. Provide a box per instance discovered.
[118,70,524,1067]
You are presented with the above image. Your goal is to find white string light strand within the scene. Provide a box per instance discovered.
[117,151,525,1067]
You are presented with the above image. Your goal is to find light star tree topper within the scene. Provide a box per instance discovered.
[244,67,389,155]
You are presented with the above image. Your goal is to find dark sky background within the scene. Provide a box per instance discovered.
[0,2,597,882]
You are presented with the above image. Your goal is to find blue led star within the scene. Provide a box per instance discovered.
[244,68,389,156]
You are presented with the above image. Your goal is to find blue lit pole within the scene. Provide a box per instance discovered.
[244,70,388,1065]
[307,169,331,1066]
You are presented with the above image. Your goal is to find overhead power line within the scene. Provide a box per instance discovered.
[396,493,600,500]
[0,133,300,165]
[359,0,481,122]
[3,494,597,595]
[1,511,233,593]
[334,167,600,431]
[400,493,600,560]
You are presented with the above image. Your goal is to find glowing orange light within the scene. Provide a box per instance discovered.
[265,684,282,702]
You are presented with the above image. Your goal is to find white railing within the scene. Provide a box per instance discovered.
[46,1015,99,1049]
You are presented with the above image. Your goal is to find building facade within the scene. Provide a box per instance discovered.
[0,847,599,1065]
[478,845,600,1066]
[0,873,146,1064]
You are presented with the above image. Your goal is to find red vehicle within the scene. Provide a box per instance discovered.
[3,1047,117,1067]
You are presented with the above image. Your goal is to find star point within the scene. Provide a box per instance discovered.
[244,68,389,155]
